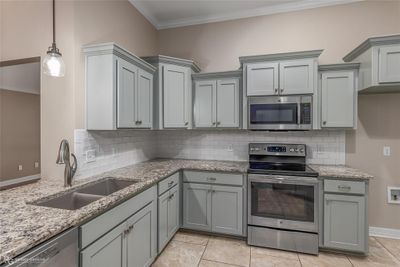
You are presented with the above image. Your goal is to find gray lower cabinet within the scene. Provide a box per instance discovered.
[211,185,243,235]
[183,183,212,231]
[158,184,180,252]
[182,173,244,236]
[323,179,368,254]
[80,186,157,267]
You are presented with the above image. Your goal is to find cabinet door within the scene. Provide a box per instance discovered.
[126,202,157,267]
[378,45,400,83]
[324,194,366,253]
[321,71,355,128]
[211,185,243,235]
[158,190,170,252]
[279,59,314,95]
[193,80,216,128]
[216,78,240,128]
[247,63,279,96]
[167,185,180,238]
[117,59,138,128]
[81,222,126,267]
[163,65,190,128]
[136,69,153,128]
[183,183,212,231]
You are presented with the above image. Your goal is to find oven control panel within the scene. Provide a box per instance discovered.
[249,143,306,157]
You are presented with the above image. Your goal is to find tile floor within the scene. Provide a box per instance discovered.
[152,231,400,267]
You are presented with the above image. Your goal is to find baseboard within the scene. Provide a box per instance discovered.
[0,174,40,189]
[370,227,400,240]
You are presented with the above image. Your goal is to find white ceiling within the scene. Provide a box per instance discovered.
[130,0,362,29]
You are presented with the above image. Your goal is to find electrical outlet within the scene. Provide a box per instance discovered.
[388,187,400,204]
[227,144,234,152]
[86,149,96,163]
[383,146,391,156]
[34,162,39,168]
[18,165,23,171]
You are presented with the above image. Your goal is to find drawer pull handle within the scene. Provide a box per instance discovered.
[168,181,174,187]
[169,193,175,199]
[338,185,351,192]
[207,177,217,181]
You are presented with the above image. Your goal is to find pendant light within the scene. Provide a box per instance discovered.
[43,0,65,77]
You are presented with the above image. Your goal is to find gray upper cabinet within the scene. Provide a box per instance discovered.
[343,34,400,94]
[319,64,359,129]
[211,185,243,235]
[280,59,314,95]
[192,70,242,129]
[183,183,212,231]
[247,62,278,96]
[84,43,156,130]
[142,55,200,129]
[240,50,322,97]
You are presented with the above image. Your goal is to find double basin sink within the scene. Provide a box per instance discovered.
[34,178,138,210]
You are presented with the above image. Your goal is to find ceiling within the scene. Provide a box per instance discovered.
[129,0,361,30]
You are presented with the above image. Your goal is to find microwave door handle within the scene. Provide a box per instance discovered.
[297,102,301,125]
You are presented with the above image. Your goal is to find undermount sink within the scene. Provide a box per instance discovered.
[34,178,138,210]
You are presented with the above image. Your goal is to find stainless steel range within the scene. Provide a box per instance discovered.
[247,143,319,255]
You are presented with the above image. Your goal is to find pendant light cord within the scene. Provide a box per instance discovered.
[52,0,55,44]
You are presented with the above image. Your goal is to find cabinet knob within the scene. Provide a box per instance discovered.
[212,122,216,125]
[280,88,284,93]
[274,88,278,94]
[184,122,189,126]
[168,181,174,187]
[323,121,327,125]
[216,122,221,125]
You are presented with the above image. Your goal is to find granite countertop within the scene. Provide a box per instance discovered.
[1,159,373,263]
[310,164,374,180]
[0,159,248,264]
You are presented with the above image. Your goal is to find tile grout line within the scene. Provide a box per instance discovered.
[196,236,211,267]
[297,253,304,267]
[373,236,400,262]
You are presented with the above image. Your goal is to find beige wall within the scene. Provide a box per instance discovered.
[346,94,400,229]
[0,0,158,180]
[158,1,400,230]
[0,89,40,181]
[158,1,400,72]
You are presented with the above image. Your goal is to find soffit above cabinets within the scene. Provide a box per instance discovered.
[129,0,362,30]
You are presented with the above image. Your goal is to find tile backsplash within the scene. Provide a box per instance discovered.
[74,129,345,179]
[156,130,345,164]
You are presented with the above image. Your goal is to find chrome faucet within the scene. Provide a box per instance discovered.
[56,139,77,187]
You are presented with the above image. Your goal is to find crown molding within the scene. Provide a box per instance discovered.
[130,0,362,30]
[240,49,323,64]
[192,70,242,80]
[142,55,201,73]
[318,63,360,71]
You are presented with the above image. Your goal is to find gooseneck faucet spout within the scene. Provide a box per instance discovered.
[56,139,77,187]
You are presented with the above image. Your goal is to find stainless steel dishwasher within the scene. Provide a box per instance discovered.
[3,227,78,267]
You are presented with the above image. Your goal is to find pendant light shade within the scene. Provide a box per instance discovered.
[43,0,65,77]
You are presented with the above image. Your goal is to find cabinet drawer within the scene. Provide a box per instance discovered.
[80,185,156,249]
[183,171,243,186]
[324,179,365,195]
[158,172,180,196]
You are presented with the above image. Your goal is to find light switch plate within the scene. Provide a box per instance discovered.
[34,162,39,168]
[383,146,391,156]
[18,165,23,171]
[86,149,96,163]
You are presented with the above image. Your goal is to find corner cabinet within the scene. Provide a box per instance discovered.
[83,43,156,130]
[80,186,158,267]
[240,50,323,129]
[322,179,369,254]
[192,70,242,129]
[182,171,245,236]
[142,55,201,129]
[318,63,359,129]
[343,34,400,94]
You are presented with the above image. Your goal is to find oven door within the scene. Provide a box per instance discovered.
[248,174,318,233]
[248,96,312,130]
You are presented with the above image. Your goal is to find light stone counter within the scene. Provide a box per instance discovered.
[0,159,247,264]
[310,164,374,180]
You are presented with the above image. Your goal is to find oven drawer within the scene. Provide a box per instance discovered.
[183,171,243,186]
[324,179,365,195]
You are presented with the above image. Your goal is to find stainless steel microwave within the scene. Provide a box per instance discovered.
[248,95,312,130]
